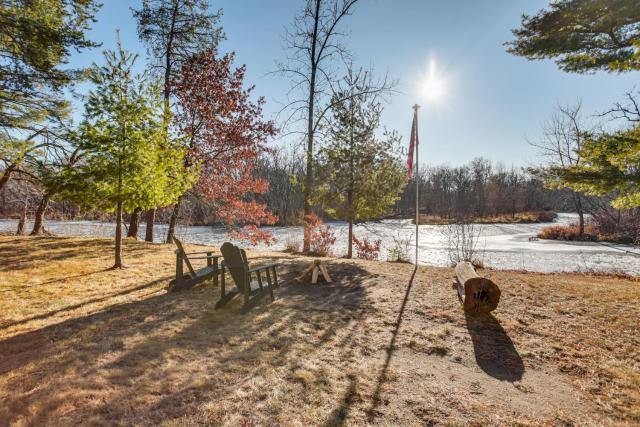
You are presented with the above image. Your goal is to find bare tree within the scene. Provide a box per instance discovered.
[276,0,361,252]
[600,88,640,123]
[530,101,594,235]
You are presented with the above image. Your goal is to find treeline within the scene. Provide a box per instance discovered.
[395,158,572,220]
[1,153,575,226]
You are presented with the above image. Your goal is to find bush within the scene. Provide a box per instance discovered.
[283,237,301,253]
[591,208,640,244]
[352,235,381,260]
[537,224,597,241]
[387,236,410,263]
[536,210,558,222]
[441,222,484,267]
[303,213,336,256]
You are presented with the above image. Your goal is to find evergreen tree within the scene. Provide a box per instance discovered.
[507,0,640,73]
[74,41,193,268]
[548,125,640,209]
[319,70,405,258]
[0,0,100,191]
[132,0,223,242]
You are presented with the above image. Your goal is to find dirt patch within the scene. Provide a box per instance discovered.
[0,236,638,425]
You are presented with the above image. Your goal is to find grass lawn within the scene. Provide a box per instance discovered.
[0,235,638,425]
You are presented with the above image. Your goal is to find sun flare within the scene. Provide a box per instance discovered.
[420,58,447,103]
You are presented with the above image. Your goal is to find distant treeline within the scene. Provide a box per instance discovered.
[0,154,579,227]
[394,157,576,220]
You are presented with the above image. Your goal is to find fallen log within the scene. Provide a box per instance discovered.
[455,261,500,313]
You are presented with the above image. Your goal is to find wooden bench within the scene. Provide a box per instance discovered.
[168,237,223,292]
[216,242,280,314]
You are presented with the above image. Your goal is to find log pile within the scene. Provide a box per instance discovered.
[297,259,332,284]
[455,261,500,313]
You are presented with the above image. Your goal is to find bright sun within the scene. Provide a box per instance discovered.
[421,59,446,103]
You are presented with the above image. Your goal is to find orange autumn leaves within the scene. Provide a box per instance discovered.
[172,49,277,243]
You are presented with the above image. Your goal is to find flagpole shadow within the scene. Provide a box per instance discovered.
[367,264,418,422]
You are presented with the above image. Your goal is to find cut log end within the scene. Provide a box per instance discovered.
[455,262,500,314]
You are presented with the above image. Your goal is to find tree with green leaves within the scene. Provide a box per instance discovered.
[547,125,640,209]
[132,0,223,242]
[73,41,193,268]
[318,69,405,258]
[507,0,640,73]
[0,0,100,191]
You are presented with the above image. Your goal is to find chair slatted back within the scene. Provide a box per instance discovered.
[220,242,249,293]
[173,237,196,277]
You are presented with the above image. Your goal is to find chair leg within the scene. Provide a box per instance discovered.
[256,270,264,291]
[244,272,251,305]
[220,266,226,299]
[272,266,279,288]
[265,268,275,302]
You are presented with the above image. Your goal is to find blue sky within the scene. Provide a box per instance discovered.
[70,0,638,166]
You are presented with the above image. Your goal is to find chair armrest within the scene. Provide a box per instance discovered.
[188,255,220,260]
[247,263,279,273]
[186,251,221,257]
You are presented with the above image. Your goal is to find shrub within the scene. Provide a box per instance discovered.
[441,222,484,267]
[591,208,640,244]
[352,235,381,260]
[537,223,597,241]
[535,210,558,222]
[304,213,336,256]
[387,236,410,263]
[283,237,301,253]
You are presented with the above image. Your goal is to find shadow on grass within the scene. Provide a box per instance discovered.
[0,276,170,331]
[367,265,417,422]
[0,257,377,425]
[465,312,524,382]
[0,236,160,272]
[325,374,358,427]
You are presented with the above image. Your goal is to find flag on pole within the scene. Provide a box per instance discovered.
[406,110,419,178]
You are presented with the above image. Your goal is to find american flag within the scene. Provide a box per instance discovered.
[406,109,419,178]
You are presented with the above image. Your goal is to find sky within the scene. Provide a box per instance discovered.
[69,0,639,167]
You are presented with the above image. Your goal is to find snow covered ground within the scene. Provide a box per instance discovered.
[2,213,639,274]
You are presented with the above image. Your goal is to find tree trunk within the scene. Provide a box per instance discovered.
[145,208,156,242]
[573,193,585,235]
[30,192,52,235]
[302,0,321,253]
[127,207,142,238]
[347,218,353,259]
[16,202,27,235]
[165,195,182,244]
[0,164,16,192]
[114,200,123,269]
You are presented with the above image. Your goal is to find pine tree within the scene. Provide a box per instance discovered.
[133,0,223,242]
[0,0,100,191]
[507,0,640,73]
[73,40,193,268]
[319,70,405,258]
[548,125,640,209]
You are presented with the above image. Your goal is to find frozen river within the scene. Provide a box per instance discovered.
[2,213,639,275]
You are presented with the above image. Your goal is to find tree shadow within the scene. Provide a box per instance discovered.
[0,276,169,331]
[325,374,358,427]
[367,265,417,422]
[465,312,524,382]
[0,258,377,425]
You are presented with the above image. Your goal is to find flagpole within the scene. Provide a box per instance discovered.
[413,104,420,266]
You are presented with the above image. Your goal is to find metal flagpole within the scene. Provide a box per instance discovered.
[413,104,420,265]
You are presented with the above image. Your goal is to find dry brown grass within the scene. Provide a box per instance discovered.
[0,236,638,426]
[417,211,558,225]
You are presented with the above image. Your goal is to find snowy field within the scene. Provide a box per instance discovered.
[2,213,639,275]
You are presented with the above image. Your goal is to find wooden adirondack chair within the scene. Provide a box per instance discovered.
[169,237,223,292]
[216,242,280,314]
